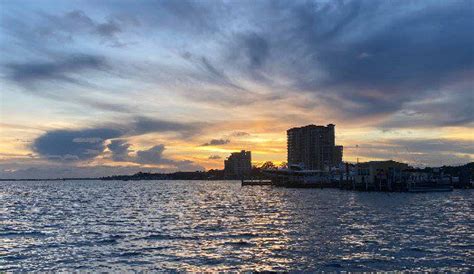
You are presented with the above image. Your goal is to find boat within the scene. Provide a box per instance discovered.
[263,165,331,188]
[406,176,453,192]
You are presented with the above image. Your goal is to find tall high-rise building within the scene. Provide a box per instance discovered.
[287,124,343,170]
[224,150,252,177]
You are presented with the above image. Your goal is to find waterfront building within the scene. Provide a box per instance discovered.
[287,124,343,170]
[224,150,252,177]
[334,145,343,167]
[355,160,410,185]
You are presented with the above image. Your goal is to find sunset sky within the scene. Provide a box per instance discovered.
[1,0,473,178]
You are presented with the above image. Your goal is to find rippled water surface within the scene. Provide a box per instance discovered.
[1,180,473,271]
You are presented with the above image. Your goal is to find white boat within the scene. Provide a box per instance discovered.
[263,165,331,188]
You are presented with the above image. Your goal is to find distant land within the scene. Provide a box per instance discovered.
[1,162,473,182]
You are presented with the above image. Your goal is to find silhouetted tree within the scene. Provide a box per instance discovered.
[260,161,277,170]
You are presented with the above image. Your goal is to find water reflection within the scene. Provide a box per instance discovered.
[0,180,472,271]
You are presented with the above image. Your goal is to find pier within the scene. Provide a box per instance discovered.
[243,178,457,192]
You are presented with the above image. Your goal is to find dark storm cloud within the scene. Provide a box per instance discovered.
[134,145,166,165]
[32,128,122,161]
[5,54,108,86]
[136,145,202,170]
[107,139,132,162]
[32,117,204,161]
[107,142,203,170]
[2,149,204,179]
[98,141,198,169]
[201,139,230,146]
[221,0,474,122]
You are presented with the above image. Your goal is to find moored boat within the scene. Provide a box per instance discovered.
[263,165,331,188]
[406,177,453,192]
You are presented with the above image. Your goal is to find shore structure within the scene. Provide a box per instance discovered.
[260,160,456,192]
[355,160,409,191]
[245,123,460,192]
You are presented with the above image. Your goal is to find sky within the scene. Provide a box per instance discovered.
[0,0,473,178]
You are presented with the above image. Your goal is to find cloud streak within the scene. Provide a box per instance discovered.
[5,54,108,87]
[201,139,230,146]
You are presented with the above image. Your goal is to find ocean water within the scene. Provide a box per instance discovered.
[1,180,473,271]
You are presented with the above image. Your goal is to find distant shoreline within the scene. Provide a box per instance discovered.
[0,178,234,182]
[1,162,472,182]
